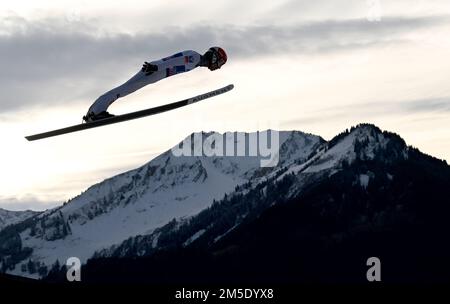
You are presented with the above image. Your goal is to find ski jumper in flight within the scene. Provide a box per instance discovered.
[83,47,228,123]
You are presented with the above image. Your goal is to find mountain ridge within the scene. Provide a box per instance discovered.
[2,123,449,283]
[92,123,415,259]
[0,209,39,231]
[0,129,323,278]
[77,124,450,284]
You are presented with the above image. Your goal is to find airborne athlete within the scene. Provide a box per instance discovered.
[83,47,228,123]
[25,47,232,141]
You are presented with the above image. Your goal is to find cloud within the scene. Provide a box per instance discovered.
[0,194,59,211]
[0,14,448,113]
[282,96,450,126]
[269,0,450,22]
[401,97,450,113]
[344,97,450,116]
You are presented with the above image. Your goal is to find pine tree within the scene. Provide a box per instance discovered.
[27,259,36,274]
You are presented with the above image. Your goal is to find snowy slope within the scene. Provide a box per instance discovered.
[286,124,408,199]
[4,130,322,278]
[94,124,411,262]
[304,125,386,173]
[81,124,450,285]
[0,209,38,231]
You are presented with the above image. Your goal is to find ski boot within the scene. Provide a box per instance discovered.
[83,111,115,123]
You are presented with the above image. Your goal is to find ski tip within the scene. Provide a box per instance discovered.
[25,135,39,141]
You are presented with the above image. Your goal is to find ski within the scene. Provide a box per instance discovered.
[25,84,234,141]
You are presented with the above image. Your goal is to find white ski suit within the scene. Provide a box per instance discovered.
[88,50,202,115]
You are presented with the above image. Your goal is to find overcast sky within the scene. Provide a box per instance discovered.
[1,0,450,210]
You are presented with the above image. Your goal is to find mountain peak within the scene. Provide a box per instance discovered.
[300,123,408,174]
[352,123,382,133]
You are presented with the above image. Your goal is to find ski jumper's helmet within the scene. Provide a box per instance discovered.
[208,47,227,70]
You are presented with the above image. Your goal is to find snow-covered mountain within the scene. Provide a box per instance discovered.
[5,123,447,282]
[0,209,39,231]
[77,124,450,284]
[0,130,323,278]
[93,124,411,259]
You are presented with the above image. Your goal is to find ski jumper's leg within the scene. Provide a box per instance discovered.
[88,51,201,115]
[88,70,166,115]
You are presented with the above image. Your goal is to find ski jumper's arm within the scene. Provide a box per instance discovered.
[113,50,202,97]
